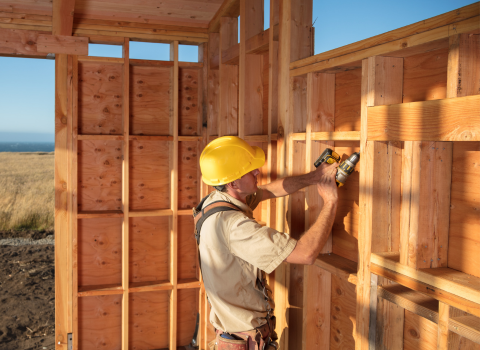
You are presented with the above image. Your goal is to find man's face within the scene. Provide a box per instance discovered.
[231,168,260,195]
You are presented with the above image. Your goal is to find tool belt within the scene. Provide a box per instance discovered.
[210,317,278,350]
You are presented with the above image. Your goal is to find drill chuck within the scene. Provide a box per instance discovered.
[336,152,360,187]
[313,148,360,187]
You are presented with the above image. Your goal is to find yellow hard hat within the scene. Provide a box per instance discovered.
[200,136,265,186]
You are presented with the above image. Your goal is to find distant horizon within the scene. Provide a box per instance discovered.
[0,132,54,143]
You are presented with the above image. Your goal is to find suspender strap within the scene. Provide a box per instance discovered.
[193,199,242,245]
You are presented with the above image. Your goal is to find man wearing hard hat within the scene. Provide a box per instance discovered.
[194,136,339,350]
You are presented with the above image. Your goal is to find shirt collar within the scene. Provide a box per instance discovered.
[211,190,253,219]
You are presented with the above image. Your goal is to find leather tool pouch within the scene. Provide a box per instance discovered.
[215,334,248,350]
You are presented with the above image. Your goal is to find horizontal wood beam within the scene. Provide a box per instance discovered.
[290,2,479,74]
[0,28,50,57]
[0,16,51,28]
[77,284,123,297]
[73,17,208,34]
[372,263,480,318]
[77,56,124,64]
[291,131,361,141]
[290,13,479,76]
[0,12,52,22]
[128,209,174,217]
[368,95,480,141]
[314,253,358,285]
[371,253,480,317]
[208,0,240,33]
[379,284,480,344]
[379,284,438,322]
[73,22,208,39]
[37,34,88,55]
[77,210,124,219]
[73,28,208,44]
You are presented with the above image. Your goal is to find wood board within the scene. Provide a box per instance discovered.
[129,291,170,350]
[78,295,122,350]
[129,216,170,284]
[402,48,448,103]
[448,141,480,278]
[330,274,357,350]
[78,62,123,135]
[78,140,123,211]
[78,218,123,288]
[334,68,362,132]
[129,65,172,136]
[129,140,170,210]
[179,68,200,136]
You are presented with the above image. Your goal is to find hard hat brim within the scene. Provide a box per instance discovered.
[201,145,265,186]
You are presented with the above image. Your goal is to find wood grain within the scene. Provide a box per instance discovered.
[368,95,480,141]
[372,253,480,308]
[207,33,219,136]
[129,291,170,350]
[375,280,405,350]
[457,32,480,98]
[437,302,449,349]
[78,140,123,211]
[378,284,438,324]
[291,75,308,133]
[129,65,172,136]
[75,0,223,28]
[332,141,361,263]
[330,274,357,350]
[0,28,49,57]
[55,52,69,348]
[129,216,170,284]
[179,68,200,136]
[78,295,122,350]
[218,17,238,137]
[37,34,88,55]
[78,218,123,288]
[78,62,123,135]
[335,68,362,132]
[177,217,197,281]
[314,253,358,285]
[403,310,437,350]
[177,289,198,346]
[403,48,448,103]
[448,141,480,278]
[178,141,200,209]
[129,140,170,210]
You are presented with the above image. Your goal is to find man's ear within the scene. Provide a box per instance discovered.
[227,181,238,190]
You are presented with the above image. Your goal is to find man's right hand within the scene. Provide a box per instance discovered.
[316,163,339,203]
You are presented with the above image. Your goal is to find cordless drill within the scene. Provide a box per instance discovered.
[314,148,360,187]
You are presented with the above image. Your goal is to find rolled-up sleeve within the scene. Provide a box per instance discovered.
[225,213,297,274]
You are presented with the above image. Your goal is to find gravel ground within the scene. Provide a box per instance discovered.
[0,230,55,350]
[0,236,54,246]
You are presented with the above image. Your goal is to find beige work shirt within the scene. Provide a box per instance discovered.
[198,189,297,333]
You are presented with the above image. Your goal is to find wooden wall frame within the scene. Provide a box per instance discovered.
[43,0,480,349]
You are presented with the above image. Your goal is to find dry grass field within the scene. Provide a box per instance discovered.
[0,152,54,231]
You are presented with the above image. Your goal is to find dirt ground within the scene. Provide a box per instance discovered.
[0,230,55,350]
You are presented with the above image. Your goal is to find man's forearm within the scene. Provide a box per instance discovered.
[261,172,315,198]
[290,200,337,264]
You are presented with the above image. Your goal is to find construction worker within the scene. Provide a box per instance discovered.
[195,136,338,350]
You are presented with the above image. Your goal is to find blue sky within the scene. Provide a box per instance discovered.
[0,0,476,142]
